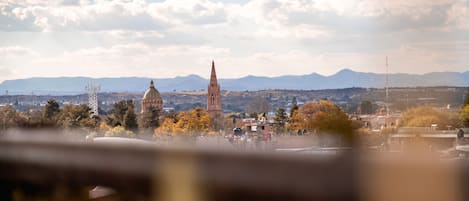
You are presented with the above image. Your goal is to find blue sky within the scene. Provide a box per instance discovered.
[0,0,468,82]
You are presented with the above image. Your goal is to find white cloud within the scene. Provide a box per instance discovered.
[446,0,469,29]
[0,0,469,83]
[0,46,35,57]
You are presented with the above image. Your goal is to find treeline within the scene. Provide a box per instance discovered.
[400,87,469,129]
[0,98,358,139]
[0,99,215,139]
[0,99,99,130]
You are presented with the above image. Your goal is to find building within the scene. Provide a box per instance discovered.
[240,117,273,136]
[141,80,163,113]
[207,60,223,130]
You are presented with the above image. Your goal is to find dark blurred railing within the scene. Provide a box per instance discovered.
[0,137,357,201]
[1,136,469,201]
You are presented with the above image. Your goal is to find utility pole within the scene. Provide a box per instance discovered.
[386,56,389,118]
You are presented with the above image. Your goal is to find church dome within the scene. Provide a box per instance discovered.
[143,80,162,100]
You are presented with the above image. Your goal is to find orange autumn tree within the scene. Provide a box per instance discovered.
[156,107,213,137]
[286,108,304,133]
[298,100,356,136]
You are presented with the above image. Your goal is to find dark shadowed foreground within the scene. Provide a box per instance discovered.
[0,131,468,201]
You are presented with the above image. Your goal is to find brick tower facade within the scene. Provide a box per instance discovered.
[207,60,223,130]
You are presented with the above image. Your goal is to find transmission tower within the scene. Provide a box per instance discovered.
[85,82,101,117]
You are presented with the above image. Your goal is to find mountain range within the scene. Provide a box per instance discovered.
[1,69,468,95]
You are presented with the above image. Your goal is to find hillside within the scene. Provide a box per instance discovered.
[0,69,468,95]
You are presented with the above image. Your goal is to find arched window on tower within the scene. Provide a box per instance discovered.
[211,94,215,105]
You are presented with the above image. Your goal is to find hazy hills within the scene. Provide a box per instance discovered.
[1,69,468,95]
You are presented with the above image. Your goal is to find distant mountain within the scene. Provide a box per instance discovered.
[0,69,468,95]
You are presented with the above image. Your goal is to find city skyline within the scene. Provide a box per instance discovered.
[1,0,468,82]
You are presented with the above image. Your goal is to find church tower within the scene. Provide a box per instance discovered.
[207,60,223,130]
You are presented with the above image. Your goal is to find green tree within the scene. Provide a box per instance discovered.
[43,99,60,126]
[44,99,60,119]
[56,104,95,129]
[123,106,138,132]
[140,106,160,131]
[273,108,287,134]
[106,100,134,127]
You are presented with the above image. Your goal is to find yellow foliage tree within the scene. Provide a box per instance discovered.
[105,125,135,138]
[156,117,177,136]
[155,107,214,137]
[460,105,469,127]
[286,109,304,133]
[299,100,355,135]
[98,121,112,134]
[400,106,458,129]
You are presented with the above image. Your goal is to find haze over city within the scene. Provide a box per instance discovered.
[1,0,469,82]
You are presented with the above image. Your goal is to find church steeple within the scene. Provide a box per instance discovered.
[207,60,223,130]
[210,60,217,83]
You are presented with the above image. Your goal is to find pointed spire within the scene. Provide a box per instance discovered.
[150,80,154,88]
[210,60,217,82]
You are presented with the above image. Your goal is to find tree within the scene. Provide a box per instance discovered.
[360,101,373,114]
[247,97,272,115]
[105,126,135,138]
[106,100,134,127]
[157,107,213,137]
[400,106,458,129]
[156,116,178,137]
[0,105,18,132]
[300,100,355,136]
[44,99,60,119]
[140,106,160,131]
[179,107,213,135]
[286,108,303,134]
[56,104,95,129]
[460,105,469,127]
[273,108,287,134]
[16,109,44,128]
[290,102,299,117]
[123,106,138,132]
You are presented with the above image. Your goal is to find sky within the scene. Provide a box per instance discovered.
[0,0,468,82]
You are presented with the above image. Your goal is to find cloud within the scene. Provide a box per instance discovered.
[0,0,469,82]
[0,0,232,32]
[242,0,457,36]
[0,46,35,56]
[446,0,469,30]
